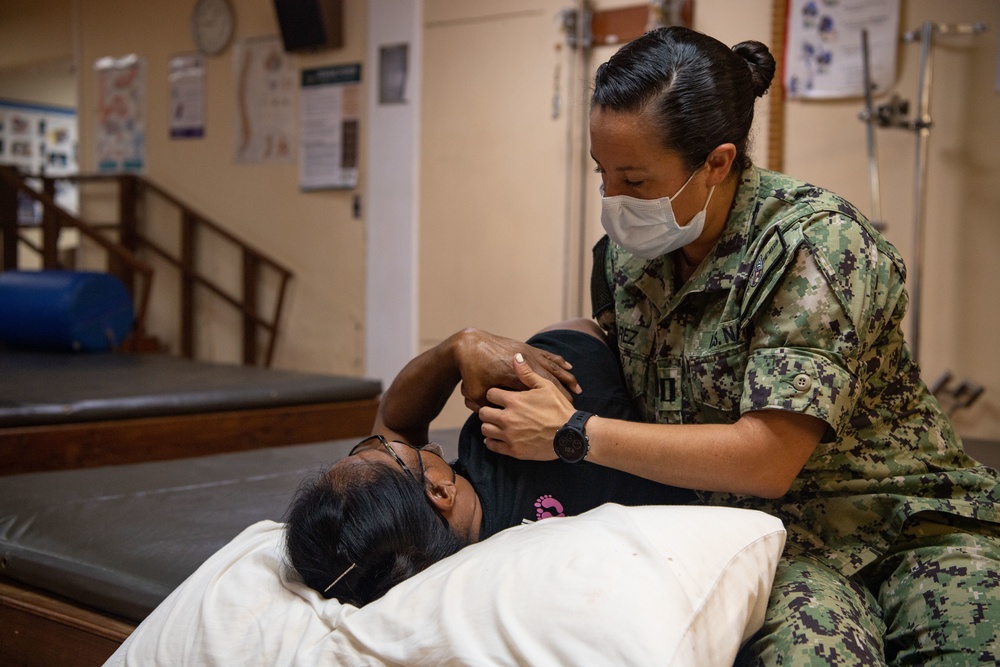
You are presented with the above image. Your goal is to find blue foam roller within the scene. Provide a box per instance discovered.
[0,270,135,352]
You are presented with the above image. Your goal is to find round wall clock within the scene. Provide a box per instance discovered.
[192,0,236,56]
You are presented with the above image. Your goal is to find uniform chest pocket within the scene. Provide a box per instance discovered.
[686,345,749,424]
[616,341,660,422]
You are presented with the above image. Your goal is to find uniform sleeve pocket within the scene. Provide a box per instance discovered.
[740,348,858,439]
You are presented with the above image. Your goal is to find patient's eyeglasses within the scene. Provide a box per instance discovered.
[349,435,446,484]
[349,435,453,526]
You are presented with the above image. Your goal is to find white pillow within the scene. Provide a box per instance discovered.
[106,504,785,667]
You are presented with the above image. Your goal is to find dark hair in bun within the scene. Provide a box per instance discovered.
[732,40,776,98]
[592,26,775,172]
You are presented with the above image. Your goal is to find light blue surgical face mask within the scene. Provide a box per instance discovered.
[600,168,715,260]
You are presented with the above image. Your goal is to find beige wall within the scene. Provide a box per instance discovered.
[419,0,571,342]
[0,0,75,106]
[1,0,371,376]
[780,0,1000,441]
[80,0,368,375]
[0,58,76,108]
[3,1,998,440]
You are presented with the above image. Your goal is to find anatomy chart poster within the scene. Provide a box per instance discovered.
[95,54,146,172]
[785,0,900,99]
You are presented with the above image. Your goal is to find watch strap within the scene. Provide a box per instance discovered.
[566,410,593,431]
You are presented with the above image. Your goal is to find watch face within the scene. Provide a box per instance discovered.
[554,428,587,463]
[193,0,235,56]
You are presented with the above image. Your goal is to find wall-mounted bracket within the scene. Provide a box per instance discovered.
[560,7,593,50]
[931,371,986,417]
[560,1,692,50]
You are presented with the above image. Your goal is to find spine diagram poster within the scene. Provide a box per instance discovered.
[233,36,296,164]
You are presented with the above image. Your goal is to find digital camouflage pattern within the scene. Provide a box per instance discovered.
[596,165,1000,575]
[739,520,1000,665]
[595,165,1000,663]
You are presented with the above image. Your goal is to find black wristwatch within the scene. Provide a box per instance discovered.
[553,410,593,463]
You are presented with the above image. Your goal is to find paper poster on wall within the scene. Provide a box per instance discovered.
[95,54,146,172]
[784,0,900,99]
[233,36,296,164]
[169,54,205,139]
[0,100,80,221]
[0,102,42,173]
[379,44,408,104]
[299,63,361,190]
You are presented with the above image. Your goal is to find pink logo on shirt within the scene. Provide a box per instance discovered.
[534,494,566,520]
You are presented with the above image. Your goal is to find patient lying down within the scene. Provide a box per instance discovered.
[284,320,692,606]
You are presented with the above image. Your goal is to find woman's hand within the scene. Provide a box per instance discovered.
[478,353,576,460]
[455,328,580,411]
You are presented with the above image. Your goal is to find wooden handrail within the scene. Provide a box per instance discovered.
[0,167,292,367]
[139,234,275,330]
[0,166,154,341]
[136,178,293,277]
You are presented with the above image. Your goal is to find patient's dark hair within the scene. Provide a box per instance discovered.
[284,461,466,607]
[592,26,776,172]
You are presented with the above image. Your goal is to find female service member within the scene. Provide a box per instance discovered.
[470,26,1000,666]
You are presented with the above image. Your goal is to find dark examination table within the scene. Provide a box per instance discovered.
[0,350,382,474]
[0,432,460,666]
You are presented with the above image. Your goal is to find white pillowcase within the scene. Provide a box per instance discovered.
[106,504,785,667]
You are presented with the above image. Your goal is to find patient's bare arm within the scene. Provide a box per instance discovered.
[372,332,463,445]
[373,328,580,445]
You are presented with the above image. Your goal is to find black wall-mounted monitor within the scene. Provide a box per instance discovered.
[273,0,343,52]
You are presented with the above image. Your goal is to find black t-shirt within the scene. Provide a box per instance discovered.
[452,329,694,540]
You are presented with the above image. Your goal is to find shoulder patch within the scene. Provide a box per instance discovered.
[740,223,804,325]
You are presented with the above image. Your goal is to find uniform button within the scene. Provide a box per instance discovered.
[793,374,812,392]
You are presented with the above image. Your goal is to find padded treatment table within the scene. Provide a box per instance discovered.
[0,350,382,474]
[0,429,994,667]
[0,431,461,667]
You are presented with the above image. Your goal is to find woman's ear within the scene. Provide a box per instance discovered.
[424,474,457,514]
[706,143,737,185]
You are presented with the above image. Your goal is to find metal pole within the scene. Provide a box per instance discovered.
[908,22,934,362]
[899,21,987,362]
[573,2,593,317]
[860,29,882,227]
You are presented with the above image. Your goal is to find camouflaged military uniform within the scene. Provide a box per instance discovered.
[593,166,1000,664]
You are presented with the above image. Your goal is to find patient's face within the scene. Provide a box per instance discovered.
[334,443,483,543]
